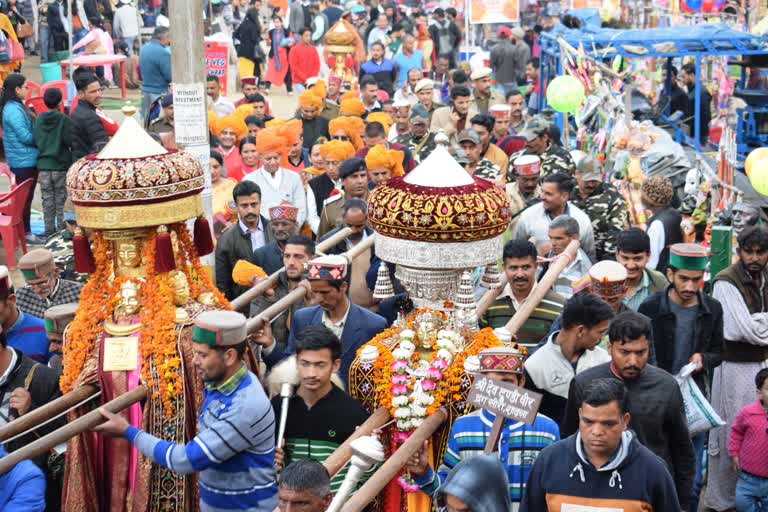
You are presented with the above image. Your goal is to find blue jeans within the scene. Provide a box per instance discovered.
[141,92,162,121]
[736,471,768,512]
[39,23,51,62]
[690,432,705,512]
[122,36,136,56]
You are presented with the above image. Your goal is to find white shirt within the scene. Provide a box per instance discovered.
[647,219,665,270]
[306,179,342,234]
[242,167,308,225]
[513,202,596,261]
[393,88,418,105]
[238,216,266,252]
[322,300,351,339]
[211,95,236,118]
[344,229,368,251]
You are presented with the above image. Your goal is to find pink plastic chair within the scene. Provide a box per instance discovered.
[25,80,42,99]
[0,178,33,269]
[41,80,69,104]
[0,163,15,190]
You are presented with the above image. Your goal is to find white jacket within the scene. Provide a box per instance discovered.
[113,3,141,38]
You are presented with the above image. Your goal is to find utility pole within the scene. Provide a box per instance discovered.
[169,0,213,258]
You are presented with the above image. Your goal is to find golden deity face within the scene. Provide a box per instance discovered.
[115,281,141,318]
[171,271,190,306]
[117,241,142,268]
[413,311,443,350]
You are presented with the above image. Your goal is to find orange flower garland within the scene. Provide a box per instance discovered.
[439,327,500,402]
[60,232,116,393]
[138,232,182,417]
[172,223,231,308]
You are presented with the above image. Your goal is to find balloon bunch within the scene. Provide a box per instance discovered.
[681,0,726,13]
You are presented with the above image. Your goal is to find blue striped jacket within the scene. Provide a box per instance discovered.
[124,365,277,511]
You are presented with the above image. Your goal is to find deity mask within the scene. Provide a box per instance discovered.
[171,270,190,306]
[413,311,444,350]
[117,240,142,268]
[732,202,759,236]
[114,280,141,318]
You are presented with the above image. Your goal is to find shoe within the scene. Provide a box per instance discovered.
[25,233,46,245]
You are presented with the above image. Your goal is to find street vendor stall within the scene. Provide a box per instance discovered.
[539,22,768,150]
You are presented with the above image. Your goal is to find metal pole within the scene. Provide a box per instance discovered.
[694,54,701,150]
[169,0,213,262]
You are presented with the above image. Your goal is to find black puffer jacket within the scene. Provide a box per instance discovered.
[234,10,262,61]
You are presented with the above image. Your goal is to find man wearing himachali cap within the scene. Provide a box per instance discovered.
[406,344,560,511]
[43,302,78,375]
[95,310,279,511]
[256,255,387,386]
[253,202,300,275]
[15,248,82,320]
[0,266,50,364]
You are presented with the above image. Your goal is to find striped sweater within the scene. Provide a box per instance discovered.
[124,365,278,511]
[413,409,560,508]
[271,385,369,493]
[479,286,565,348]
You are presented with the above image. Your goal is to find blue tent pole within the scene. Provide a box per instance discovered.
[694,55,701,150]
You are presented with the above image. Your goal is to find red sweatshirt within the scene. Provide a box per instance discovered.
[289,42,320,85]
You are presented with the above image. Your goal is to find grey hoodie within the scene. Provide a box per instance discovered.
[436,454,511,512]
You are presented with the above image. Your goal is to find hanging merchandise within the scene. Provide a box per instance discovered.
[546,75,586,113]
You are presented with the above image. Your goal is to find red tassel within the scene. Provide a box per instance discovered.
[73,228,96,274]
[193,216,214,256]
[154,225,177,273]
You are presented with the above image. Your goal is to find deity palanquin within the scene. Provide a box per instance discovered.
[348,147,511,511]
[61,115,235,512]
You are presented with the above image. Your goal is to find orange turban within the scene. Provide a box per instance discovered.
[299,90,323,110]
[265,117,286,128]
[214,114,248,140]
[278,118,303,147]
[255,127,286,156]
[234,103,257,122]
[319,139,356,161]
[340,91,357,101]
[208,110,218,133]
[366,111,393,132]
[365,144,404,177]
[340,97,365,117]
[346,116,366,136]
[310,79,327,99]
[329,117,363,150]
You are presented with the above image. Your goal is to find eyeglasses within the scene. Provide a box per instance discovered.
[332,135,350,141]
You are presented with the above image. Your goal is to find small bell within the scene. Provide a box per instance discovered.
[480,261,502,289]
[373,263,394,300]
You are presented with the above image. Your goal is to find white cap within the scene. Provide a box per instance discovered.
[414,78,434,93]
[470,67,493,80]
[392,98,412,109]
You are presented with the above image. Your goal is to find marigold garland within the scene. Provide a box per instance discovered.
[60,232,116,393]
[139,232,182,417]
[172,223,231,308]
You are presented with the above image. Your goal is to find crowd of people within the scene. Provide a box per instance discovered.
[0,1,767,512]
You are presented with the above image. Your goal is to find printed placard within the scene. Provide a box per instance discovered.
[102,336,139,372]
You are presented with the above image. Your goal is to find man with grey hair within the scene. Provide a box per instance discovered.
[277,460,332,512]
[138,26,172,118]
[541,215,592,298]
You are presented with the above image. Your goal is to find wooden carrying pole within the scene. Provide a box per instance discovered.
[0,384,99,443]
[0,386,147,475]
[231,227,353,310]
[475,274,508,320]
[323,406,390,477]
[246,235,377,332]
[340,409,448,512]
[505,240,579,334]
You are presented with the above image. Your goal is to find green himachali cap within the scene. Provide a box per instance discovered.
[669,243,709,271]
[44,303,78,335]
[18,248,56,281]
[192,310,248,347]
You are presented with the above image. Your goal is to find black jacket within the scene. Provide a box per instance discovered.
[253,240,283,275]
[70,101,107,160]
[214,215,273,307]
[308,173,336,216]
[234,13,262,60]
[562,363,695,509]
[638,287,724,392]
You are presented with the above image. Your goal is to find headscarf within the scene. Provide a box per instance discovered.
[255,126,287,157]
[214,114,248,141]
[319,139,356,161]
[339,97,365,117]
[366,111,394,132]
[299,89,323,111]
[329,117,363,150]
[365,144,404,177]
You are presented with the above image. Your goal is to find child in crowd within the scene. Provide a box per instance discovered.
[33,88,72,236]
[729,367,768,512]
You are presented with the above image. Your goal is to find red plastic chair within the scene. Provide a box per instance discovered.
[0,178,33,269]
[25,80,42,99]
[25,97,48,115]
[0,163,15,190]
[41,80,69,104]
[69,96,79,113]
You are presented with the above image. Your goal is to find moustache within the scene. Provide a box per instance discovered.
[622,365,642,373]
[513,277,529,282]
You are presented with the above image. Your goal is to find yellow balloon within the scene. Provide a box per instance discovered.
[749,164,768,195]
[745,147,768,177]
